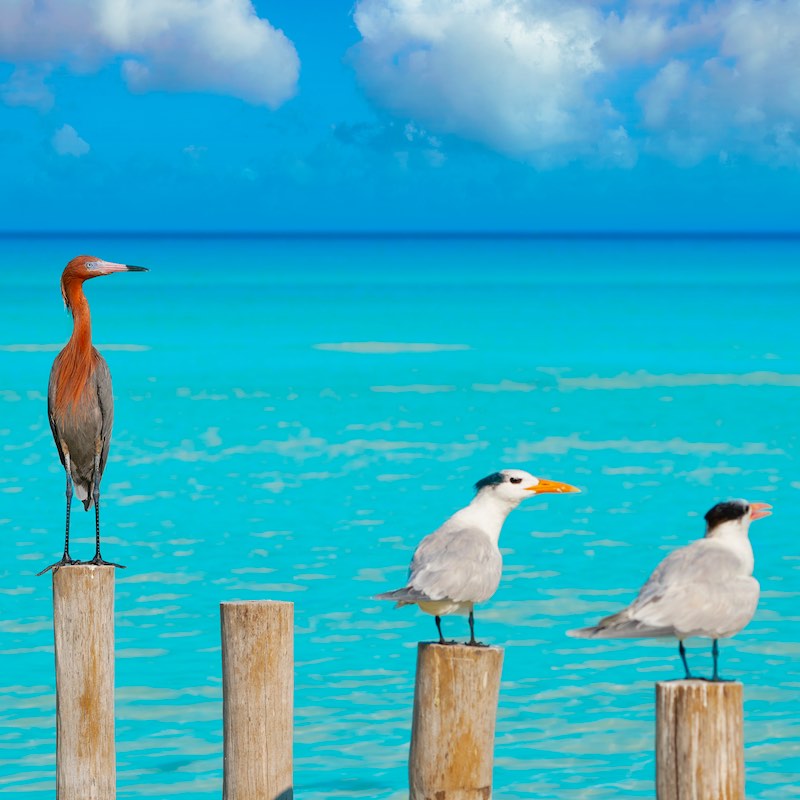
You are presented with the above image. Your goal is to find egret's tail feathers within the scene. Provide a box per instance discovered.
[568,610,674,639]
[72,480,93,511]
[374,586,430,607]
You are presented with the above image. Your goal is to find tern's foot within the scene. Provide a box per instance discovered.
[81,555,126,569]
[36,555,79,576]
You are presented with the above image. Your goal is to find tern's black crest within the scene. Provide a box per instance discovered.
[474,472,506,492]
[704,499,749,529]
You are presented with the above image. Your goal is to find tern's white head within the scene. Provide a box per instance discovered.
[473,468,580,507]
[704,499,772,539]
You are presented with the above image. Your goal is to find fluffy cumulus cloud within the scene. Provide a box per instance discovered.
[52,124,90,157]
[0,66,54,111]
[0,0,299,108]
[638,1,800,165]
[351,0,800,166]
[351,0,619,166]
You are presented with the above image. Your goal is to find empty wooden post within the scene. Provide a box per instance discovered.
[52,565,116,800]
[221,601,293,800]
[656,680,744,800]
[409,643,503,800]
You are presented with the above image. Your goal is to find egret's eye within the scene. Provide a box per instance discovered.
[85,261,101,271]
[509,477,523,484]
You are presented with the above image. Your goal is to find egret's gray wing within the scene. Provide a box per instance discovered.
[571,540,759,639]
[93,354,114,479]
[47,355,66,469]
[405,527,502,604]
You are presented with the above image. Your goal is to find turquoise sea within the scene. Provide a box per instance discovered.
[1,233,799,798]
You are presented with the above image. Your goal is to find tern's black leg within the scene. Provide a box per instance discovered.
[85,455,125,569]
[467,610,488,647]
[711,639,721,682]
[435,615,446,644]
[38,458,79,575]
[679,640,692,679]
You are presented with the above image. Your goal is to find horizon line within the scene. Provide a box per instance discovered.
[3,229,800,240]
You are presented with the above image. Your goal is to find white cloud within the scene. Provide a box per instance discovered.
[0,66,54,111]
[351,0,617,166]
[638,1,800,164]
[52,124,90,157]
[0,0,299,108]
[352,0,800,167]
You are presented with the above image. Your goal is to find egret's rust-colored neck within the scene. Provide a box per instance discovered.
[54,277,98,415]
[63,276,92,346]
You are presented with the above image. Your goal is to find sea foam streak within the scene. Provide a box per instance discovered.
[314,342,469,354]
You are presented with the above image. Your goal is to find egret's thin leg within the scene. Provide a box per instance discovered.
[64,457,73,559]
[679,640,692,679]
[86,453,125,569]
[38,455,78,575]
[435,616,446,645]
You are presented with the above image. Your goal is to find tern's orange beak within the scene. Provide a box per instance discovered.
[526,479,580,494]
[750,502,772,521]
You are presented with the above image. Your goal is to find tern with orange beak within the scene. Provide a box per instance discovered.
[39,256,148,575]
[376,468,580,645]
[569,499,772,680]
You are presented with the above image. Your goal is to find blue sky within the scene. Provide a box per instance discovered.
[1,0,799,232]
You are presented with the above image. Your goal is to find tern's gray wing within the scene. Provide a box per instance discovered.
[573,539,759,639]
[379,527,501,605]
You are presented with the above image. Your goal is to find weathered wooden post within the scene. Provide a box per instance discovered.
[656,680,744,800]
[221,600,293,800]
[52,565,116,800]
[409,643,503,800]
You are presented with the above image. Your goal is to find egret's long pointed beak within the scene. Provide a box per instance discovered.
[526,479,580,494]
[95,260,149,275]
[750,502,772,521]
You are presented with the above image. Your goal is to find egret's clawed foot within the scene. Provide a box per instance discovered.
[82,554,126,569]
[36,555,79,576]
[467,638,489,647]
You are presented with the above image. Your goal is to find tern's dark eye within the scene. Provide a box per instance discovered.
[509,477,522,484]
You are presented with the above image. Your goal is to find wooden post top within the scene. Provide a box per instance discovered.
[657,679,743,687]
[417,642,503,655]
[220,600,294,607]
[656,679,744,695]
[52,563,116,577]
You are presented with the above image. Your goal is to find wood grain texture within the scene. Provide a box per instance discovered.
[53,565,116,800]
[409,643,503,800]
[656,680,744,800]
[221,601,293,800]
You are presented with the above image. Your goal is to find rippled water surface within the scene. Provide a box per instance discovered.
[1,234,799,797]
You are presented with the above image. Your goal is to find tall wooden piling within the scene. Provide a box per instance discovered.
[53,565,116,800]
[221,601,293,800]
[409,643,503,800]
[656,680,744,800]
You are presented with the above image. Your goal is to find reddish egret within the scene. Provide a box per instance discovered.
[39,256,148,575]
